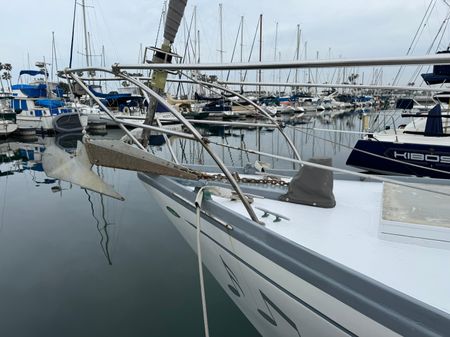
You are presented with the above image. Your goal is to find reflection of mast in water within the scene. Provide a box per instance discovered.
[311,119,316,158]
[223,135,236,167]
[84,189,112,265]
[178,139,188,164]
[270,130,275,168]
[239,131,244,167]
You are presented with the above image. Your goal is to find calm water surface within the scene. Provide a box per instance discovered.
[0,111,370,337]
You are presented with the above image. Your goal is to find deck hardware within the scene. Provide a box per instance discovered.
[256,207,290,222]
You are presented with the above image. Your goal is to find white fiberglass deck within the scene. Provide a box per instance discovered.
[203,179,450,315]
[374,131,450,146]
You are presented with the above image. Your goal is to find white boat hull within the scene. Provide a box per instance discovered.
[16,115,54,131]
[86,112,117,127]
[16,114,88,132]
[143,182,400,337]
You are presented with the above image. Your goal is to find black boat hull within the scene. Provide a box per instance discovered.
[346,139,450,178]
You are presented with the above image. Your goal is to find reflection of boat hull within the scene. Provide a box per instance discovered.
[139,173,442,337]
[55,133,83,150]
[16,113,88,133]
[346,138,450,178]
[0,121,18,136]
[148,123,183,146]
[149,134,169,146]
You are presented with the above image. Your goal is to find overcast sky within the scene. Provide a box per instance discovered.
[1,0,449,85]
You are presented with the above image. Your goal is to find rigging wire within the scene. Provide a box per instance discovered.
[154,1,167,47]
[408,9,450,84]
[69,0,77,68]
[392,0,437,85]
[225,20,243,82]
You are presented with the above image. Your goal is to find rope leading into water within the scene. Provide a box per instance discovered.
[195,187,210,337]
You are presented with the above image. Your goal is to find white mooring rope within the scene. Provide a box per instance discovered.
[195,187,210,337]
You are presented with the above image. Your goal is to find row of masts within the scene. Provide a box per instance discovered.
[19,0,448,96]
[22,2,388,93]
[163,3,387,96]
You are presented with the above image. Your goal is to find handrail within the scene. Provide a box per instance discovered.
[64,67,261,223]
[111,54,450,71]
[56,74,450,93]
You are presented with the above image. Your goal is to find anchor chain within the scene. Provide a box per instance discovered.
[196,172,289,187]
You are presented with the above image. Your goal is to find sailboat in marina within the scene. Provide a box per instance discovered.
[346,103,450,178]
[41,1,450,336]
[11,67,88,133]
[347,48,450,179]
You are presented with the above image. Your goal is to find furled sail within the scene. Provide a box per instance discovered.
[164,0,188,43]
[142,0,188,146]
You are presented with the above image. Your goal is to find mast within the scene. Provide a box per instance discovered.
[69,0,77,68]
[258,14,263,97]
[278,51,281,94]
[315,51,319,94]
[88,32,93,67]
[305,41,310,84]
[240,15,244,93]
[294,24,300,91]
[51,31,56,82]
[327,47,331,83]
[82,0,90,67]
[197,29,201,63]
[42,56,49,98]
[273,22,278,85]
[193,6,197,63]
[219,3,224,79]
[219,4,223,64]
[102,45,107,91]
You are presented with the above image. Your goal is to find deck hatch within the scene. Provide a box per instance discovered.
[380,182,450,249]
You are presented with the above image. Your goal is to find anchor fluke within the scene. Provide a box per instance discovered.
[42,142,124,200]
[83,139,199,180]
